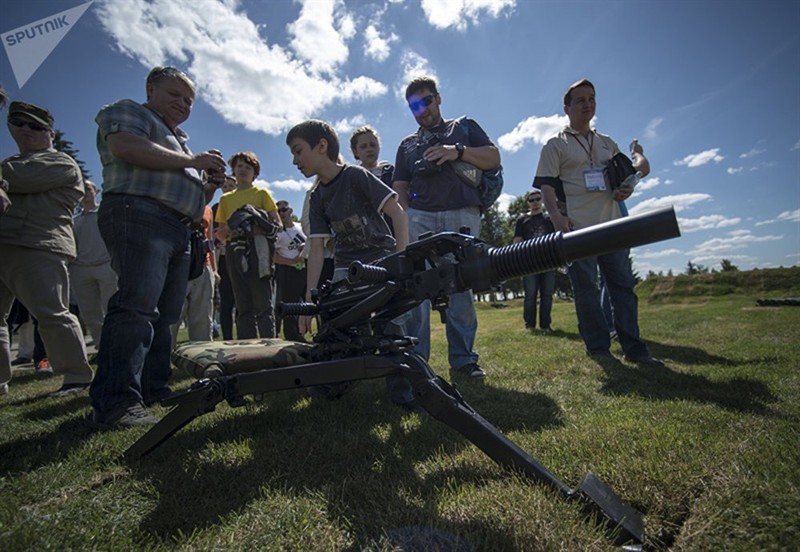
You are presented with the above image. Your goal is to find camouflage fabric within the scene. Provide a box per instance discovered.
[172,338,314,379]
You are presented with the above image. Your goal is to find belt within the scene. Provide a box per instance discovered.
[106,193,195,227]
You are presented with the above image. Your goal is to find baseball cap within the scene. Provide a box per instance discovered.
[8,101,54,128]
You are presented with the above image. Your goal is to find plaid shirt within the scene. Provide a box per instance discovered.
[95,99,204,219]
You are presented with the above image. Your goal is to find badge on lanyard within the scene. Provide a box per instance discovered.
[584,168,606,192]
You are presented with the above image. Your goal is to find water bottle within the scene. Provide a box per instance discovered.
[620,170,643,190]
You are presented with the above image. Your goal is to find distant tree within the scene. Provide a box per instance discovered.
[53,129,91,179]
[646,270,658,280]
[507,194,529,221]
[667,269,674,277]
[479,203,512,247]
[720,259,739,272]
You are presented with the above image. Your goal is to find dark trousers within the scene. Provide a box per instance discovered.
[216,254,235,340]
[274,264,306,342]
[226,247,274,339]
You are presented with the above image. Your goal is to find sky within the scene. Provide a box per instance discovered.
[1,0,798,276]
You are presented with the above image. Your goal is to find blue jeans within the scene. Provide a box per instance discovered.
[407,206,480,370]
[522,271,555,328]
[90,195,191,411]
[567,250,649,358]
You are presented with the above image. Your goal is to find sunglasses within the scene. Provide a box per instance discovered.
[528,196,542,202]
[8,118,50,132]
[278,207,289,213]
[408,94,436,113]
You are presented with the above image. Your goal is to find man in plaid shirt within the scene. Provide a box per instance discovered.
[88,66,226,430]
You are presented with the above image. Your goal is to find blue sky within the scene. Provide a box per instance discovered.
[2,0,798,275]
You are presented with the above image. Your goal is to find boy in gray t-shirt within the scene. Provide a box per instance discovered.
[286,120,413,407]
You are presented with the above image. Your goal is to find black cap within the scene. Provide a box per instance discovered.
[8,101,54,128]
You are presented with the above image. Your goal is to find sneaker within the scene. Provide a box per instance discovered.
[87,402,160,431]
[50,382,90,397]
[11,357,31,366]
[451,363,486,379]
[35,359,53,375]
[0,383,8,396]
[624,355,666,368]
[588,350,617,361]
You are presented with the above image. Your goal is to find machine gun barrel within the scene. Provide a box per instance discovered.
[460,206,680,292]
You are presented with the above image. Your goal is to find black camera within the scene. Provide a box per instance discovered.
[413,157,442,177]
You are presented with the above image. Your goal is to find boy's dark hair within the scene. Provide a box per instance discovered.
[286,120,339,161]
[228,151,261,177]
[405,75,438,100]
[564,78,595,107]
[349,125,380,158]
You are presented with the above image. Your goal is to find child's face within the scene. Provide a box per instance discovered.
[354,133,380,167]
[233,160,256,186]
[289,137,323,178]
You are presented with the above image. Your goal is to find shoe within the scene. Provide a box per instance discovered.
[588,350,617,361]
[11,357,31,366]
[87,402,160,431]
[143,387,174,406]
[451,363,486,379]
[50,382,90,397]
[540,325,552,332]
[0,383,8,396]
[35,359,53,375]
[625,355,665,368]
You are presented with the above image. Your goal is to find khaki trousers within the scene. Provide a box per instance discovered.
[0,244,93,385]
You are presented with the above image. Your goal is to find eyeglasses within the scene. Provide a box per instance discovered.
[8,118,50,132]
[528,197,542,202]
[408,94,436,113]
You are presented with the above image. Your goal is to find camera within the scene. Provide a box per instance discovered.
[413,157,442,177]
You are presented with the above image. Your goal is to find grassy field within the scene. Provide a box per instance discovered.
[1,276,798,550]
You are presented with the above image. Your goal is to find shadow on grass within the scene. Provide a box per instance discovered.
[646,340,780,367]
[130,380,564,549]
[594,356,777,414]
[0,414,92,475]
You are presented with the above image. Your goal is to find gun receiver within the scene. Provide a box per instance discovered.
[127,207,681,546]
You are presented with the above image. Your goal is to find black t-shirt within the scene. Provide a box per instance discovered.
[308,164,396,269]
[514,212,555,241]
[394,117,493,212]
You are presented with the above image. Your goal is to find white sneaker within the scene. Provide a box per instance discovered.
[0,383,8,395]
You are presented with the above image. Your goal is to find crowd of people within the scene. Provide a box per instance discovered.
[0,70,664,425]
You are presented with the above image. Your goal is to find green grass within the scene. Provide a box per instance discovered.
[1,288,799,550]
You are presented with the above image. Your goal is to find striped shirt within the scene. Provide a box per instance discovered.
[95,99,204,219]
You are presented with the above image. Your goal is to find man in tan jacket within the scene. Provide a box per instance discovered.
[0,101,93,396]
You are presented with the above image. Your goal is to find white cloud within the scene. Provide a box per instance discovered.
[673,148,724,168]
[689,231,783,257]
[497,192,515,214]
[636,248,683,259]
[364,24,398,62]
[755,208,800,226]
[643,116,663,140]
[629,176,663,199]
[288,0,353,75]
[497,114,567,153]
[792,139,800,151]
[678,214,741,233]
[739,147,766,158]
[727,167,743,175]
[96,0,387,136]
[628,193,711,216]
[397,50,436,98]
[332,114,367,136]
[421,0,516,31]
[268,178,313,192]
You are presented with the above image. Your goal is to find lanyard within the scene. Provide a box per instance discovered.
[571,132,594,167]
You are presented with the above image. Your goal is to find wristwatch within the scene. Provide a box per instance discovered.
[455,143,465,161]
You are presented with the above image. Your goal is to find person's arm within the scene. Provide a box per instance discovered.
[3,152,82,194]
[298,237,324,335]
[423,143,500,171]
[0,188,10,215]
[392,179,411,210]
[382,196,408,251]
[106,132,226,173]
[630,139,650,177]
[542,186,573,233]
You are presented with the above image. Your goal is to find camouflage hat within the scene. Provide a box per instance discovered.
[8,101,54,128]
